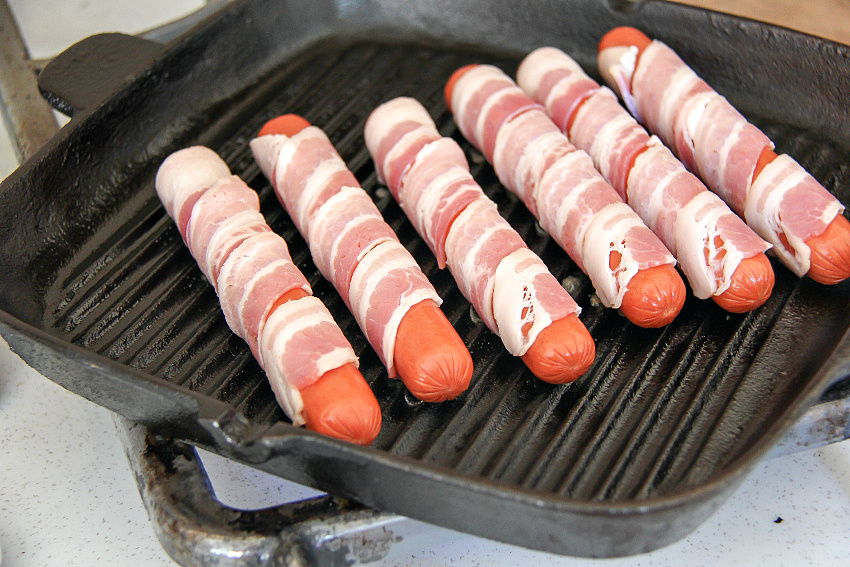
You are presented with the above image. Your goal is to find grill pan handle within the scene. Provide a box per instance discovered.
[34,0,236,119]
[117,415,408,566]
[37,32,166,119]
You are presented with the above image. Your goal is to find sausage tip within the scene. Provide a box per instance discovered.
[445,64,480,112]
[598,26,652,54]
[394,300,473,402]
[712,252,774,313]
[807,214,850,285]
[300,362,382,445]
[400,353,474,402]
[259,114,312,138]
[619,264,686,328]
[521,314,595,383]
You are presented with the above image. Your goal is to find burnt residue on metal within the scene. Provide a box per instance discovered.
[1,0,850,558]
[118,416,399,567]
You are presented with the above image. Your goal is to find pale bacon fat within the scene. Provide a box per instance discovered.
[258,296,359,425]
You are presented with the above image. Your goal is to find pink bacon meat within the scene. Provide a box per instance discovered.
[365,97,480,268]
[217,231,310,358]
[257,295,359,415]
[447,64,685,327]
[365,97,593,382]
[517,47,774,311]
[305,186,397,309]
[598,27,850,284]
[347,239,444,368]
[250,119,472,401]
[155,147,380,444]
[154,145,232,237]
[445,195,582,354]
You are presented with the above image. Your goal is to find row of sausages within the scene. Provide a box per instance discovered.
[154,28,850,445]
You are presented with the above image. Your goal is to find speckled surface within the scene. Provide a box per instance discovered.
[0,2,849,566]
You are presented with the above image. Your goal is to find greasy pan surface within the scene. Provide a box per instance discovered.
[2,0,850,557]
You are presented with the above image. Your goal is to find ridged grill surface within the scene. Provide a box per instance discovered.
[42,40,850,503]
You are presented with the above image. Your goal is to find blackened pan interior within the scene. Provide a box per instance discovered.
[1,0,849,557]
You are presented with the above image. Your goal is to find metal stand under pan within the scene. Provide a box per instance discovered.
[1,1,849,565]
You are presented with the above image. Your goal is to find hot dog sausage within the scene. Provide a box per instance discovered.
[598,27,850,285]
[156,149,381,444]
[253,115,473,402]
[273,288,382,444]
[394,298,474,400]
[520,313,595,383]
[365,97,595,383]
[446,64,686,328]
[517,46,774,313]
[751,146,850,285]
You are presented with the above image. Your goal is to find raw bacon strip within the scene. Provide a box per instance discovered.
[630,144,772,307]
[252,128,360,235]
[450,66,538,162]
[446,196,582,354]
[518,47,773,310]
[252,127,401,308]
[183,175,262,285]
[492,247,579,356]
[363,96,439,189]
[445,195,532,332]
[306,186,397,308]
[258,295,359,420]
[365,99,481,267]
[217,231,310,358]
[251,118,472,401]
[348,240,442,372]
[491,110,573,218]
[405,159,483,268]
[366,97,593,382]
[598,27,850,284]
[155,147,380,444]
[746,154,845,276]
[155,146,232,236]
[250,126,433,375]
[448,64,684,327]
[204,209,271,290]
[523,54,599,134]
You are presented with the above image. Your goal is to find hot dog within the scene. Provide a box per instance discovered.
[270,288,381,444]
[751,146,850,285]
[394,298,480,395]
[251,116,473,402]
[365,97,596,383]
[446,64,686,328]
[516,46,774,313]
[519,313,594,383]
[598,27,850,285]
[156,148,381,444]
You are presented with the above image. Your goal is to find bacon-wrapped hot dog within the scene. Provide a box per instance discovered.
[447,64,686,328]
[365,97,595,383]
[517,47,775,312]
[251,117,473,402]
[155,147,381,444]
[598,27,850,285]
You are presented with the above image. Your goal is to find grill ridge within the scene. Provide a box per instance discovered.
[518,322,633,492]
[632,276,800,497]
[592,314,708,499]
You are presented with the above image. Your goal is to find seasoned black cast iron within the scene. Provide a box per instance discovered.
[1,0,849,557]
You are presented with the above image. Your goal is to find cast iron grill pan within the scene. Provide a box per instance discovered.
[2,0,850,557]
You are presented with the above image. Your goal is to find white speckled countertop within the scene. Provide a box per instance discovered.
[0,2,849,566]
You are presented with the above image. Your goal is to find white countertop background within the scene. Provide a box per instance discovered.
[0,2,848,565]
